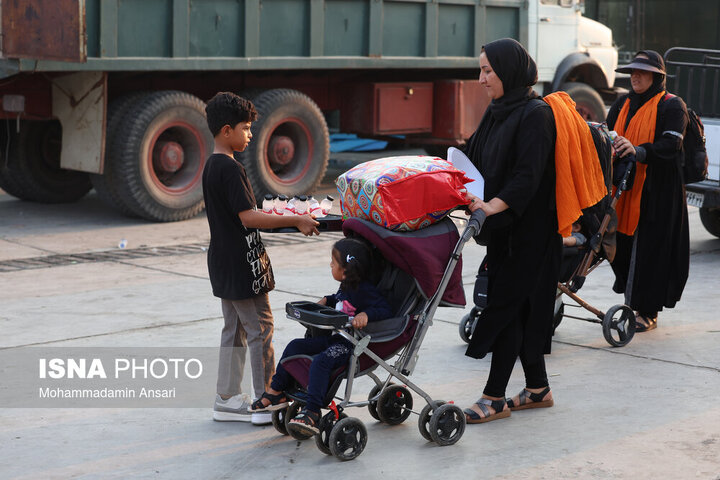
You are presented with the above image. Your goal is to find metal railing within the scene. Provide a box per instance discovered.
[664,47,720,118]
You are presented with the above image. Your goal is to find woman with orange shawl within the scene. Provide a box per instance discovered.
[607,51,690,332]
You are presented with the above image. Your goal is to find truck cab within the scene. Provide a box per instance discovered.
[530,0,618,120]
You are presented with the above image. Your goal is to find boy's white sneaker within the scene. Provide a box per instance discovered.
[251,411,272,426]
[213,393,252,422]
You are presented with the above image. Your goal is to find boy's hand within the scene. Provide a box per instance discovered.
[351,312,368,329]
[295,214,320,236]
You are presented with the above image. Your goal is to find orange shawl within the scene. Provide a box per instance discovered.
[612,91,664,235]
[544,92,607,237]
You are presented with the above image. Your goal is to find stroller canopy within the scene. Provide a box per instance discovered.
[343,217,465,307]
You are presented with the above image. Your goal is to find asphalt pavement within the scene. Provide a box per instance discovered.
[1,151,719,479]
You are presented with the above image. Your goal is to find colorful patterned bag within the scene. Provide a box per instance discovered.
[336,155,471,231]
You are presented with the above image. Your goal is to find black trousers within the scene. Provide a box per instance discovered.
[483,305,549,398]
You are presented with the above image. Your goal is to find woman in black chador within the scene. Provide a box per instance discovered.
[606,50,689,332]
[463,38,562,424]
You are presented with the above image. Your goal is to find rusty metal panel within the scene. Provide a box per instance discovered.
[341,82,434,135]
[2,0,86,62]
[432,80,490,140]
[376,83,433,134]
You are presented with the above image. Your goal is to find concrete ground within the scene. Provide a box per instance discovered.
[1,153,719,479]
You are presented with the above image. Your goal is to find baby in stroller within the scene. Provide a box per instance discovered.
[250,238,393,436]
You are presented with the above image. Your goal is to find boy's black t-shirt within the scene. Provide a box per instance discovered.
[202,153,274,300]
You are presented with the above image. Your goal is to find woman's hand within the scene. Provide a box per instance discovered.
[351,312,368,329]
[464,192,508,216]
[613,135,637,158]
[464,193,484,213]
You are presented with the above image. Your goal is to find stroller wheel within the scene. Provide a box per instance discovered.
[272,407,288,436]
[315,410,347,455]
[428,403,466,447]
[284,402,314,441]
[459,307,480,344]
[418,401,445,441]
[602,305,636,347]
[328,417,368,461]
[376,385,413,425]
[367,383,385,421]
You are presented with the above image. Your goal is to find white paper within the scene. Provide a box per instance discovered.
[447,147,484,200]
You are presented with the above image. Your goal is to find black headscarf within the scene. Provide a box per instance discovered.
[626,50,666,126]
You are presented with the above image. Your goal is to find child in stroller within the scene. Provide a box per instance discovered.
[250,238,393,436]
[259,212,484,461]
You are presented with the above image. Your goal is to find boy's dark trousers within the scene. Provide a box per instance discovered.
[270,335,352,413]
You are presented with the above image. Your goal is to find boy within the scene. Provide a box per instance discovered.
[203,92,319,425]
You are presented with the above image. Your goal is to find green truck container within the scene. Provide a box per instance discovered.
[0,0,618,221]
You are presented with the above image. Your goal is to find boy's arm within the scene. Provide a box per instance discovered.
[238,210,320,236]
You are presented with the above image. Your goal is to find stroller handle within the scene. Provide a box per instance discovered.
[463,209,487,241]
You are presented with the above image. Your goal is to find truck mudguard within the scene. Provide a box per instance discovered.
[551,53,610,93]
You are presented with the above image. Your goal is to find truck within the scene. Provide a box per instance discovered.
[0,0,618,222]
[664,47,720,238]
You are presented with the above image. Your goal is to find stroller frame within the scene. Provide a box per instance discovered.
[554,165,637,347]
[274,210,487,461]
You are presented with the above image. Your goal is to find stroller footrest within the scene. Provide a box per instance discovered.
[286,301,349,328]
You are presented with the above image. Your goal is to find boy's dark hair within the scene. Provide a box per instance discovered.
[333,238,372,291]
[205,92,258,137]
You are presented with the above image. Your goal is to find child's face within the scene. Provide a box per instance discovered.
[225,121,253,152]
[330,250,345,282]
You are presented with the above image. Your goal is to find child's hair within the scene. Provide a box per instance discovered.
[205,92,258,137]
[332,238,372,291]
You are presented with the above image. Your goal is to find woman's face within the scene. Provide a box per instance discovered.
[479,52,504,100]
[630,58,654,94]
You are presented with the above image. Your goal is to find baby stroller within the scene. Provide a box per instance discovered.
[458,123,637,348]
[272,210,486,461]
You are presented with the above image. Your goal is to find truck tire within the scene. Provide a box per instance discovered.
[240,88,329,199]
[699,207,720,238]
[0,122,31,199]
[0,120,92,203]
[90,92,150,216]
[110,90,212,222]
[561,82,606,122]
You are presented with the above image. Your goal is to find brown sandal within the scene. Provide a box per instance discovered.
[463,397,511,424]
[506,387,554,411]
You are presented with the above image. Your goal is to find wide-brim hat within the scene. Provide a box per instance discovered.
[616,51,666,74]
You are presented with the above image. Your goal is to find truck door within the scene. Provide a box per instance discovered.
[1,0,86,62]
[535,0,579,81]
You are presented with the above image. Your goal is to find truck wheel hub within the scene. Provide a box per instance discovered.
[155,141,185,173]
[268,135,295,166]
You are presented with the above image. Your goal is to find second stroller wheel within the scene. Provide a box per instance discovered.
[315,410,347,455]
[328,417,368,461]
[272,407,288,436]
[459,307,480,344]
[367,383,384,421]
[418,401,445,441]
[284,402,314,441]
[428,403,466,446]
[602,304,636,347]
[376,385,413,425]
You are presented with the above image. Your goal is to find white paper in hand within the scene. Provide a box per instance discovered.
[447,147,484,200]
